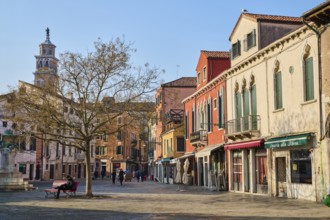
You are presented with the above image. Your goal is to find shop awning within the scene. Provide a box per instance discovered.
[224,139,263,150]
[176,152,195,160]
[161,158,171,163]
[195,144,223,157]
[265,133,313,149]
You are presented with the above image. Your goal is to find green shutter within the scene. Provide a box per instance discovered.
[275,72,283,109]
[251,85,257,130]
[305,57,314,101]
[235,92,242,132]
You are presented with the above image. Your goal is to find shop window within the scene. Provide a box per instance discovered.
[290,149,312,184]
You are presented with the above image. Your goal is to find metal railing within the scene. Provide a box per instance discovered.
[225,115,261,135]
[189,130,208,143]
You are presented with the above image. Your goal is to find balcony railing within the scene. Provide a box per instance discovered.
[189,130,208,146]
[225,115,261,140]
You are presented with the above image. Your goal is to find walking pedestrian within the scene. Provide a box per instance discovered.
[140,170,145,182]
[94,169,98,180]
[101,169,106,180]
[136,170,140,182]
[118,168,125,186]
[111,171,116,184]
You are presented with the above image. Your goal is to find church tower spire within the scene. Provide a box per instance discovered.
[33,27,59,89]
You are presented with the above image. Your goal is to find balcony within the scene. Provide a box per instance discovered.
[189,130,208,147]
[225,115,261,141]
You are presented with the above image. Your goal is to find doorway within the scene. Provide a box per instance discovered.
[276,157,287,197]
[50,164,55,179]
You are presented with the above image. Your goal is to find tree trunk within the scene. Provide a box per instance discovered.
[85,143,93,197]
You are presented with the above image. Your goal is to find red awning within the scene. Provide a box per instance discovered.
[224,139,264,150]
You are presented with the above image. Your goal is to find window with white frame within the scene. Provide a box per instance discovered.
[197,73,201,84]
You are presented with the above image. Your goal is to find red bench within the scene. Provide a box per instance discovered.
[44,180,79,198]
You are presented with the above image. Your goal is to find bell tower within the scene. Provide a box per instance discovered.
[33,28,59,89]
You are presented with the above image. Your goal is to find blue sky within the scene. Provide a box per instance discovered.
[0,0,325,94]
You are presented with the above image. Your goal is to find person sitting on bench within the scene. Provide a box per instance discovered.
[56,175,75,199]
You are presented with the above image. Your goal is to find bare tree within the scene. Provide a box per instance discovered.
[8,38,162,197]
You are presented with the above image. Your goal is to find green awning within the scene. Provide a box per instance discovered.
[161,158,171,163]
[265,133,312,148]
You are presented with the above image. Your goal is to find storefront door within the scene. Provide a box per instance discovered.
[233,150,242,191]
[276,157,287,197]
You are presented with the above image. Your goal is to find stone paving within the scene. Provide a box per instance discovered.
[0,178,329,220]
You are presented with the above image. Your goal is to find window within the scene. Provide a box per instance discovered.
[117,130,122,141]
[274,71,283,109]
[3,121,7,127]
[218,88,225,128]
[251,85,258,130]
[117,116,122,125]
[242,89,250,131]
[235,92,242,132]
[290,150,312,184]
[191,108,195,132]
[197,73,201,84]
[231,40,241,59]
[62,145,66,156]
[184,112,188,139]
[213,99,217,109]
[203,67,207,81]
[116,145,123,155]
[96,146,106,156]
[45,144,50,157]
[177,137,184,152]
[207,100,212,132]
[304,57,314,101]
[62,164,65,174]
[56,142,59,157]
[19,164,26,174]
[244,29,256,51]
[30,135,36,151]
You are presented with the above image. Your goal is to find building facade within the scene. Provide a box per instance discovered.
[183,50,231,188]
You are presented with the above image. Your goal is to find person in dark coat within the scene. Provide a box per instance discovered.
[111,171,116,184]
[140,170,145,182]
[101,169,106,180]
[135,170,140,182]
[56,175,75,199]
[118,168,125,186]
[94,170,98,180]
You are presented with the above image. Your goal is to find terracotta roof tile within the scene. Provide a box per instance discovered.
[243,13,303,23]
[201,50,231,58]
[162,77,196,87]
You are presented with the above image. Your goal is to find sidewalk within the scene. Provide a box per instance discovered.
[0,179,329,220]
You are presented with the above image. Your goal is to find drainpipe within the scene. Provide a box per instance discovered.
[303,19,324,140]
